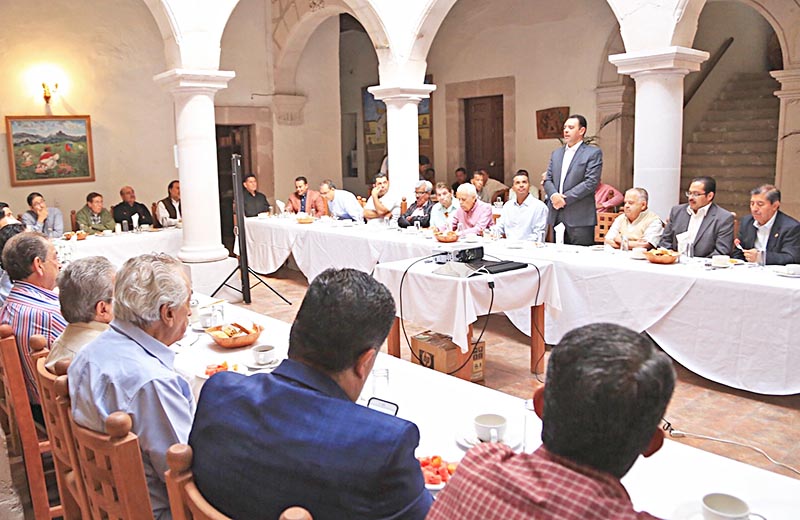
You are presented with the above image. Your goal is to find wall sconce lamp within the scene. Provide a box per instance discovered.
[42,82,58,104]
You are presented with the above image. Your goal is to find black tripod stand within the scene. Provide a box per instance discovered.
[212,154,291,305]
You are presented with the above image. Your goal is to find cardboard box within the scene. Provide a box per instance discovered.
[410,331,484,382]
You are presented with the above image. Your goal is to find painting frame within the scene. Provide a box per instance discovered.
[535,106,570,140]
[5,115,96,187]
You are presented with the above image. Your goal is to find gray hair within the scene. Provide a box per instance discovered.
[2,232,49,281]
[320,179,337,190]
[415,180,432,193]
[626,187,649,203]
[113,254,190,329]
[456,182,477,198]
[58,256,115,323]
[750,184,780,204]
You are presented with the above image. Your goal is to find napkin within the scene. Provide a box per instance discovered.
[676,231,690,254]
[131,213,140,229]
[554,223,565,245]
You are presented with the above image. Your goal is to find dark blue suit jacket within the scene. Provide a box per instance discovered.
[732,211,800,265]
[543,143,603,227]
[189,359,433,520]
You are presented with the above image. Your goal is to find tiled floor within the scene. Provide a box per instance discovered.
[243,266,800,480]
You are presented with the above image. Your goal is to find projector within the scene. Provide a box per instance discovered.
[432,244,484,264]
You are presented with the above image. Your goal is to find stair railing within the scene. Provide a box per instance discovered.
[684,37,734,108]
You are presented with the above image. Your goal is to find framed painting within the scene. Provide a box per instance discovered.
[535,106,570,140]
[5,115,95,186]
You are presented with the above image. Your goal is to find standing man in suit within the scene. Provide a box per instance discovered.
[659,176,734,257]
[732,184,800,265]
[543,114,603,245]
[189,268,433,520]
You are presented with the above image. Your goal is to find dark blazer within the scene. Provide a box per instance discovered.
[398,200,433,228]
[189,359,433,520]
[732,211,800,265]
[543,143,603,227]
[112,201,153,227]
[659,202,734,257]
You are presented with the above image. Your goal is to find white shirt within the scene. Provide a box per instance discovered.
[558,141,582,194]
[496,194,548,241]
[686,203,710,244]
[753,212,777,251]
[605,210,664,247]
[364,192,401,223]
[157,198,181,227]
[328,189,363,221]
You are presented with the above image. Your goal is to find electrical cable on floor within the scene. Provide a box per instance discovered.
[661,420,800,477]
[398,253,442,364]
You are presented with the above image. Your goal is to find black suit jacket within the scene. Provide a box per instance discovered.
[543,144,603,227]
[732,211,800,265]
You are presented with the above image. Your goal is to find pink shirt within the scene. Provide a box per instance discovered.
[452,199,493,235]
[595,183,624,213]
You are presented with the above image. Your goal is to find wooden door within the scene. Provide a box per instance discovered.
[216,125,252,253]
[465,95,504,181]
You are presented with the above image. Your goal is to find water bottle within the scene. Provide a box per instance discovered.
[621,236,629,252]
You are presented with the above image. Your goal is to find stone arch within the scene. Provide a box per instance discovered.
[273,0,389,94]
[721,0,800,68]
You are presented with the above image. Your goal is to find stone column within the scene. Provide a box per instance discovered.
[154,69,235,263]
[367,85,436,201]
[610,47,708,218]
[595,81,635,191]
[771,68,800,218]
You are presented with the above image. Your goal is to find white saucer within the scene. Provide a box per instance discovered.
[190,323,208,333]
[242,358,281,371]
[776,271,800,278]
[709,263,732,269]
[425,482,446,492]
[455,432,523,452]
[589,245,604,251]
[504,242,524,249]
[630,255,647,260]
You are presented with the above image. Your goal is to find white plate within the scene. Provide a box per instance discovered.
[242,358,281,371]
[425,482,446,492]
[589,245,605,251]
[504,242,524,249]
[776,271,800,278]
[630,255,647,260]
[455,432,523,452]
[191,323,208,333]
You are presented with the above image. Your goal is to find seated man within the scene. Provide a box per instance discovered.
[156,180,181,227]
[0,202,20,228]
[319,179,363,221]
[472,169,509,204]
[22,192,64,238]
[287,175,326,215]
[45,256,115,370]
[496,170,548,241]
[0,232,66,406]
[241,173,271,217]
[605,188,663,250]
[451,167,468,194]
[363,172,401,223]
[595,181,624,213]
[190,268,433,519]
[452,183,493,236]
[398,180,433,228]
[76,192,115,232]
[113,185,154,228]
[0,223,24,306]
[732,184,800,265]
[428,323,675,519]
[431,182,459,232]
[68,254,194,520]
[659,176,734,257]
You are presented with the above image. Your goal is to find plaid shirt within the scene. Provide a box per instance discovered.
[427,444,660,520]
[0,281,66,404]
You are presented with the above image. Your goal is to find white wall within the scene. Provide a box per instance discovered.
[0,0,175,223]
[426,0,618,183]
[218,0,273,107]
[272,16,342,201]
[339,29,379,195]
[682,0,774,143]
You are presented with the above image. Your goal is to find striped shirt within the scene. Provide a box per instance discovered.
[0,281,66,403]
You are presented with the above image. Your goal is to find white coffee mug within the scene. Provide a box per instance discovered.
[785,263,800,275]
[251,344,276,366]
[712,255,730,268]
[702,493,765,520]
[631,247,647,259]
[474,413,507,443]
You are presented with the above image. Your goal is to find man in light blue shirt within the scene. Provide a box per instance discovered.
[496,170,549,242]
[430,182,459,232]
[320,179,363,221]
[68,253,194,520]
[21,192,64,238]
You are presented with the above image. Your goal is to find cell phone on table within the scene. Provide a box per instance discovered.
[367,397,399,416]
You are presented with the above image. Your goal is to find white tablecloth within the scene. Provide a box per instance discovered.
[373,257,560,352]
[55,228,183,267]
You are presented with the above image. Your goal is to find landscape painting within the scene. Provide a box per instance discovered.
[5,115,95,186]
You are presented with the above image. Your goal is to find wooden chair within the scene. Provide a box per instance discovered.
[35,358,89,519]
[731,212,739,248]
[166,443,312,520]
[151,202,162,229]
[59,385,154,520]
[594,211,620,243]
[70,210,79,232]
[400,197,408,216]
[0,326,63,519]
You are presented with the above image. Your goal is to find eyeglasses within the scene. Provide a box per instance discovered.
[685,191,706,198]
[414,191,427,196]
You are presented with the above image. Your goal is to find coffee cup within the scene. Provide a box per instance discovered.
[474,413,507,443]
[702,493,764,520]
[251,344,276,366]
[631,247,647,260]
[712,255,730,268]
[102,229,113,236]
[785,264,800,275]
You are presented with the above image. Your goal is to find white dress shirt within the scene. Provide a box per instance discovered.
[558,141,582,194]
[497,194,549,241]
[364,192,401,223]
[686,203,710,244]
[156,199,181,227]
[753,212,777,251]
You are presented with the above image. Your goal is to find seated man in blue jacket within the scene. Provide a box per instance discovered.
[189,268,433,520]
[732,184,800,265]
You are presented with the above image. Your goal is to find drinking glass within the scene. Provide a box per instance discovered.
[371,368,390,397]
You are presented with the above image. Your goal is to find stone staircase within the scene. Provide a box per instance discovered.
[682,72,779,218]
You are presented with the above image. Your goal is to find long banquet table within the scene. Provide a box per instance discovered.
[55,227,183,267]
[172,300,800,519]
